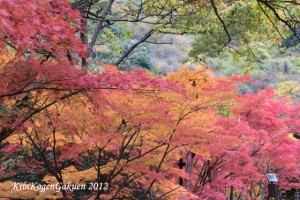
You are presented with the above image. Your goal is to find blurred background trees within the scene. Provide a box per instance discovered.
[70,0,300,102]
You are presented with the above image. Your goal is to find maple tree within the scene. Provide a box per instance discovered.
[184,89,300,199]
[1,0,300,200]
[1,60,299,199]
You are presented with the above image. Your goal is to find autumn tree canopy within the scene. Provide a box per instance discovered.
[0,0,300,200]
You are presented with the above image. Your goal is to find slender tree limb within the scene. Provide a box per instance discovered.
[257,0,300,41]
[257,1,286,41]
[114,29,155,66]
[210,0,231,49]
[88,0,115,52]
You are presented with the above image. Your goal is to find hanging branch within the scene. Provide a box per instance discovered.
[210,0,231,52]
[114,29,155,66]
[257,0,300,41]
[257,1,286,41]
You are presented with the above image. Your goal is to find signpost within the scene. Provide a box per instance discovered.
[178,157,186,185]
[178,151,195,186]
[266,173,278,200]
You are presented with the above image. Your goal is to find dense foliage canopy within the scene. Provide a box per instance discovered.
[0,0,300,199]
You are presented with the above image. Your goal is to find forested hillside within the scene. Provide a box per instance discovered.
[86,0,300,101]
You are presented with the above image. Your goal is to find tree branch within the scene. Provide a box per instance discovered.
[114,29,155,66]
[88,0,115,52]
[257,0,300,41]
[210,0,231,49]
